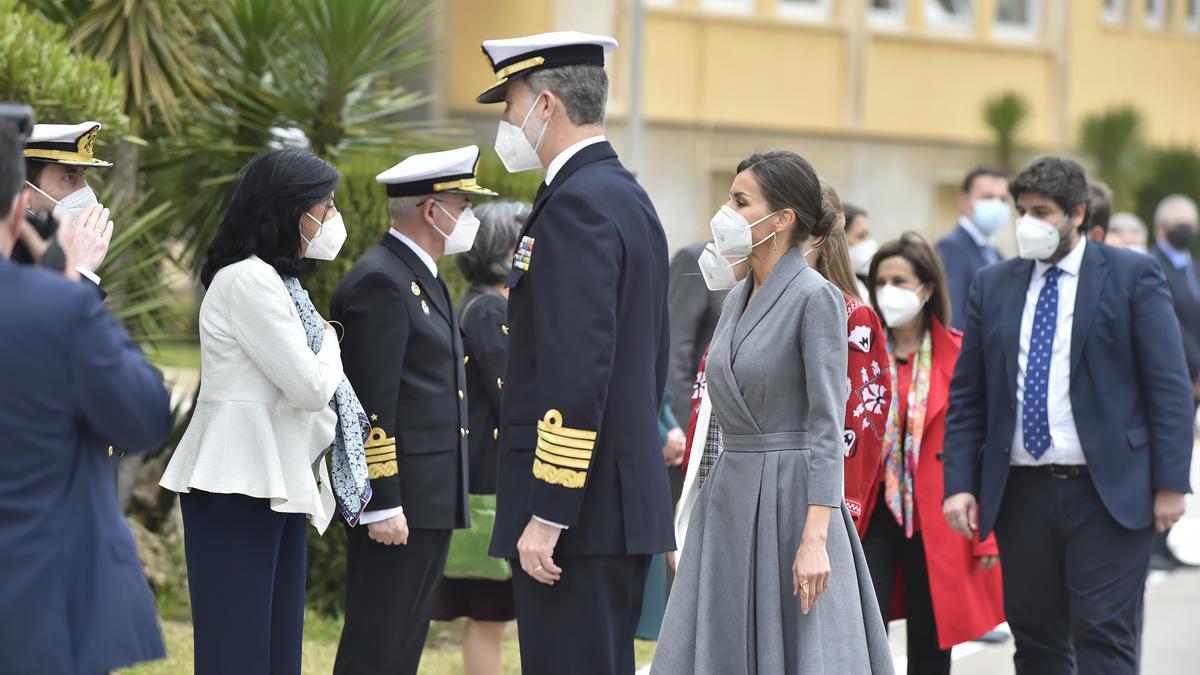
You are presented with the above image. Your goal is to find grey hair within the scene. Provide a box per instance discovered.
[388,195,428,221]
[1109,212,1148,240]
[456,200,530,286]
[1154,194,1199,226]
[526,65,608,127]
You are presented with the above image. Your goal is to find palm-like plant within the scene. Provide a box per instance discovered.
[158,0,450,267]
[1079,106,1145,211]
[982,91,1030,174]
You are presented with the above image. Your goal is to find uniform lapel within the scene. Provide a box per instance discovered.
[1070,243,1107,378]
[1002,259,1034,401]
[732,247,806,358]
[380,234,452,325]
[516,141,619,242]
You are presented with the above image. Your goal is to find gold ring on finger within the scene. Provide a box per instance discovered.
[533,565,544,573]
[800,579,810,595]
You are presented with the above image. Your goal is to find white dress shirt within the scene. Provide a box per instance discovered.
[359,230,438,526]
[545,135,607,185]
[1011,236,1087,466]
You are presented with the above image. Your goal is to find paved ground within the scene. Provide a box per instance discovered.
[890,446,1200,674]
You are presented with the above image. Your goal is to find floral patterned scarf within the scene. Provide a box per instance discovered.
[881,332,932,538]
[281,276,372,525]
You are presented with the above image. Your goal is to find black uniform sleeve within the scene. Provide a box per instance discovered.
[334,271,409,511]
[527,191,621,526]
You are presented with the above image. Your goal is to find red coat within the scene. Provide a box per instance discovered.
[861,318,1006,650]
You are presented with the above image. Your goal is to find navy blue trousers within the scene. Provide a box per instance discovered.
[181,491,308,675]
[994,468,1152,675]
[512,554,650,675]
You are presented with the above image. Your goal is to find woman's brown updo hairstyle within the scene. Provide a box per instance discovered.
[735,150,840,249]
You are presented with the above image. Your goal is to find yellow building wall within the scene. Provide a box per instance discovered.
[1068,1,1200,147]
[643,9,846,131]
[446,0,556,113]
[862,35,1055,145]
[444,1,1200,149]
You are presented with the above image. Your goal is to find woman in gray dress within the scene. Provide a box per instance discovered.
[654,150,894,674]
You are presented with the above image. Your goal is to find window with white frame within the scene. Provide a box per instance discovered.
[926,0,973,32]
[1102,0,1127,25]
[1187,0,1200,32]
[869,0,908,28]
[777,0,833,21]
[1144,0,1166,29]
[701,0,754,13]
[994,0,1039,39]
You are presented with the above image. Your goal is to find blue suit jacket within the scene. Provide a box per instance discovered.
[490,141,676,557]
[0,257,172,674]
[943,241,1194,539]
[937,225,999,331]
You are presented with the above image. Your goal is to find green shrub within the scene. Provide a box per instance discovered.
[1134,147,1200,251]
[0,0,129,142]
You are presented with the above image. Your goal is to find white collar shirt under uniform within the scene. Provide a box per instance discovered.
[1011,236,1088,466]
[544,135,606,186]
[388,229,438,277]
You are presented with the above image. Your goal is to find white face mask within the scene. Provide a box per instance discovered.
[432,201,480,255]
[25,180,99,223]
[709,205,779,257]
[697,243,747,291]
[302,211,347,261]
[1016,213,1069,260]
[848,238,879,277]
[494,93,549,174]
[876,283,926,328]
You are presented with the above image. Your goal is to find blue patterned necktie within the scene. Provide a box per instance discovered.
[1023,266,1061,459]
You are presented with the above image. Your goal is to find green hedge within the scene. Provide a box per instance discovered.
[0,0,129,143]
[1134,147,1200,252]
[304,152,540,617]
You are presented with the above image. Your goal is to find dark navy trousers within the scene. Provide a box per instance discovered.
[994,468,1152,675]
[181,490,308,675]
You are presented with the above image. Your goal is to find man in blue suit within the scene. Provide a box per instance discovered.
[937,165,1010,330]
[0,120,174,674]
[942,156,1193,675]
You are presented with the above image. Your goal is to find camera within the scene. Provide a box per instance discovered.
[0,103,35,140]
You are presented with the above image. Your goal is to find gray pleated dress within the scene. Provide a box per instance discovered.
[653,248,894,675]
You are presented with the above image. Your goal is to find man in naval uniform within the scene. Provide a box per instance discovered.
[476,31,675,674]
[331,146,496,675]
[19,120,115,289]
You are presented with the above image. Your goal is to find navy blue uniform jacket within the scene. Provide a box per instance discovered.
[0,257,173,674]
[489,141,676,558]
[943,242,1194,539]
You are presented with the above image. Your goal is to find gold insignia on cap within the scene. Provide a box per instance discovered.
[411,282,421,296]
[370,413,379,422]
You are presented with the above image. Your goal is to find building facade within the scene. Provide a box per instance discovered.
[438,0,1200,253]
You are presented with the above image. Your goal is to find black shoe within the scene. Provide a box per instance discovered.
[974,630,1010,644]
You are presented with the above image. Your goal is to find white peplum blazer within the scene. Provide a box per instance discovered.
[161,256,343,533]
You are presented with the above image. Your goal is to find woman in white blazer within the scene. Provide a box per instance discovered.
[161,149,370,675]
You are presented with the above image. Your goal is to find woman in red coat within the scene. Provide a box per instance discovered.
[862,232,1005,674]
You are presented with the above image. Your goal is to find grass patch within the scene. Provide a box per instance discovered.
[146,343,201,370]
[119,615,657,674]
